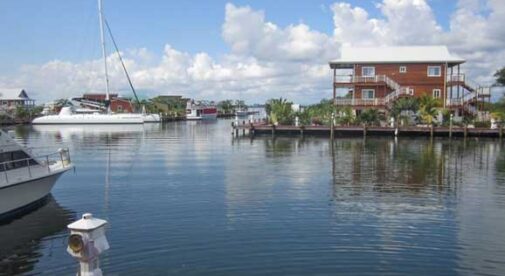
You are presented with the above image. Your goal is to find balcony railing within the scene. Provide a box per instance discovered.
[334,98,385,106]
[335,74,401,90]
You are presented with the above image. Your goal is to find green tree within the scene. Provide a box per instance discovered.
[217,100,234,114]
[357,109,383,126]
[494,67,505,86]
[390,97,419,120]
[265,98,294,125]
[418,95,441,124]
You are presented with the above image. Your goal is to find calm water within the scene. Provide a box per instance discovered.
[1,120,505,275]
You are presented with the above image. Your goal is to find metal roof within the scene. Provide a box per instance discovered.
[0,88,33,101]
[329,46,465,68]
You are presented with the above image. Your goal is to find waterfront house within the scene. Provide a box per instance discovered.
[0,89,35,110]
[79,93,134,113]
[329,46,490,118]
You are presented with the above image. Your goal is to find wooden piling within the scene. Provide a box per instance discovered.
[430,124,434,138]
[363,125,367,138]
[464,125,468,139]
[300,126,304,138]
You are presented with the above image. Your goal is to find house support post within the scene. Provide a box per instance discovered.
[330,113,335,140]
[333,68,336,105]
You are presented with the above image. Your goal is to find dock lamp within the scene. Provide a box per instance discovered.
[67,213,109,276]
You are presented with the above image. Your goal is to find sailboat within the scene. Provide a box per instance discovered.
[32,0,160,124]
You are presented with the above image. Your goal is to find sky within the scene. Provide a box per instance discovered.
[0,0,503,104]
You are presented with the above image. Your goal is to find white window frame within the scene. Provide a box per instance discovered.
[362,89,375,99]
[399,66,407,73]
[433,89,441,98]
[362,66,375,77]
[427,66,442,77]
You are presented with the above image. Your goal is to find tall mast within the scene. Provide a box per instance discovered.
[98,0,110,111]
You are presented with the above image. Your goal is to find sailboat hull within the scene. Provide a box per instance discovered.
[32,113,144,124]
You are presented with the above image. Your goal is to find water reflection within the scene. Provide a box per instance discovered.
[0,196,74,275]
[2,121,504,275]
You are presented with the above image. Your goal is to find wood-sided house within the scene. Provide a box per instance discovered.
[329,46,490,117]
[0,89,35,110]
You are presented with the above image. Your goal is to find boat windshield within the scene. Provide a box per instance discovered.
[0,150,39,171]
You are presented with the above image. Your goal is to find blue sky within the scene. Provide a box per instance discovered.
[1,0,502,103]
[0,0,456,73]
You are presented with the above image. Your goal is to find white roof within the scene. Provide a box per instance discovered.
[0,88,33,100]
[329,46,465,68]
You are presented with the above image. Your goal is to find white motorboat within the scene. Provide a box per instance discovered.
[0,130,73,221]
[186,100,218,120]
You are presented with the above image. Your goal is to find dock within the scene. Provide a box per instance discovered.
[232,122,503,138]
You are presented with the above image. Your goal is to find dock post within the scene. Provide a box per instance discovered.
[430,124,434,138]
[231,122,235,136]
[242,121,246,136]
[330,113,335,140]
[500,124,503,139]
[363,124,367,138]
[449,114,453,138]
[272,124,276,137]
[300,126,304,138]
[464,125,468,139]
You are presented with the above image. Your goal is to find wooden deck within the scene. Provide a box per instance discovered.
[233,123,503,138]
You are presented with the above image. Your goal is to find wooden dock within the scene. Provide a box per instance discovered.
[232,123,503,138]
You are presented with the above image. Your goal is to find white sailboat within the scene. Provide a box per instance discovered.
[32,0,159,125]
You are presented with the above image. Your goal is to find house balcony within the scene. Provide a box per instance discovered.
[447,74,491,97]
[334,74,401,91]
[334,98,385,107]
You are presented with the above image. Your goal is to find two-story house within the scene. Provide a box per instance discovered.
[329,46,490,118]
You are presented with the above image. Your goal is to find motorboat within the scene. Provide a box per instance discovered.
[0,130,73,221]
[186,100,218,120]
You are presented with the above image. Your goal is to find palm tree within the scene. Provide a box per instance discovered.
[265,98,294,125]
[418,95,441,125]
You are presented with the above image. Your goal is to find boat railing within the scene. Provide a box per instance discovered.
[0,148,71,184]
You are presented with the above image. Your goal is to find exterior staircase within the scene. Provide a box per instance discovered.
[446,74,490,116]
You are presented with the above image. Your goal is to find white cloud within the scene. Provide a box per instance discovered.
[1,0,504,104]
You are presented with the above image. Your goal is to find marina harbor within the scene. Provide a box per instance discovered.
[1,0,505,275]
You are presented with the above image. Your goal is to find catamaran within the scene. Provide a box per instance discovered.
[32,0,160,125]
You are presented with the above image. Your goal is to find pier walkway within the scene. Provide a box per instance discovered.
[232,122,503,138]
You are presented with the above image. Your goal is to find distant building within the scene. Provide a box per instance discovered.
[78,93,134,113]
[329,46,491,117]
[0,89,35,110]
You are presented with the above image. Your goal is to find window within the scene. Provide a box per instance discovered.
[408,88,415,95]
[362,89,375,99]
[427,66,441,77]
[400,66,407,73]
[433,89,441,98]
[117,105,123,112]
[362,66,375,77]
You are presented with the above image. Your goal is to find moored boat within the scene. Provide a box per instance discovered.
[186,100,218,120]
[0,130,73,221]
